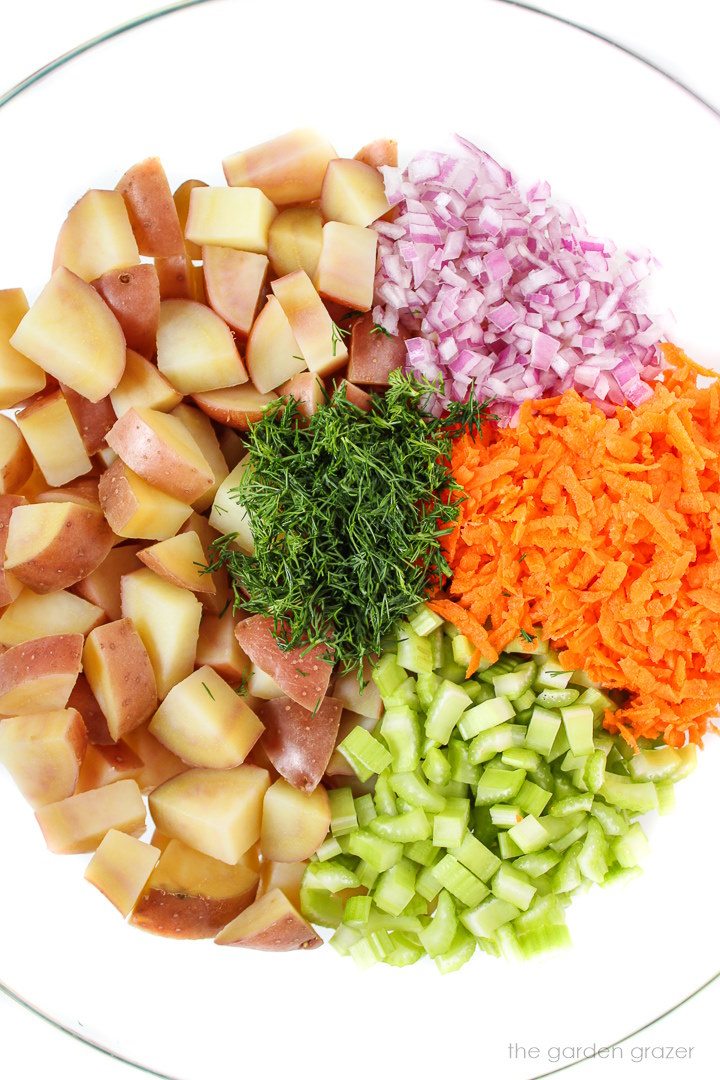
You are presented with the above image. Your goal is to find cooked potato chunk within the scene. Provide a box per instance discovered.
[85,830,161,917]
[0,708,87,807]
[214,887,321,950]
[121,568,202,699]
[36,778,145,854]
[83,618,158,741]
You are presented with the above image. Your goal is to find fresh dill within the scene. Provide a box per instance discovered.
[234,673,250,696]
[520,628,535,644]
[370,324,393,337]
[341,309,364,320]
[208,371,494,671]
[330,320,350,357]
[501,590,512,598]
[202,681,215,700]
[518,552,528,563]
[218,598,232,620]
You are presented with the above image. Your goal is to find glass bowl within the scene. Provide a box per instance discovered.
[1,2,719,1077]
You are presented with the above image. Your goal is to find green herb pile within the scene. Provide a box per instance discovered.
[210,373,493,671]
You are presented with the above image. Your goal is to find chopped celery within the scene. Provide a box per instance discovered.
[546,722,571,763]
[577,818,609,884]
[534,687,580,709]
[349,932,388,969]
[369,808,431,843]
[656,782,676,816]
[591,800,628,836]
[447,740,480,784]
[470,724,526,764]
[524,706,562,756]
[529,758,554,792]
[463,680,490,703]
[513,892,566,933]
[613,822,650,868]
[477,655,516,685]
[343,895,372,926]
[502,747,541,771]
[329,787,358,836]
[561,706,595,757]
[497,831,522,859]
[541,811,585,843]
[435,926,476,974]
[492,662,536,702]
[599,773,658,814]
[513,849,560,879]
[673,743,697,780]
[428,627,445,670]
[552,842,583,894]
[513,688,537,713]
[374,858,417,916]
[553,774,579,800]
[583,749,606,793]
[433,854,489,907]
[338,725,393,781]
[575,687,616,719]
[416,865,443,902]
[475,766,527,805]
[425,679,473,744]
[300,886,343,928]
[422,746,451,785]
[304,860,360,893]
[418,889,457,957]
[381,705,422,772]
[458,695,515,740]
[534,659,573,690]
[516,923,572,959]
[461,896,520,938]
[452,634,475,667]
[374,770,397,816]
[433,798,471,848]
[371,653,406,699]
[382,677,419,711]
[490,804,523,828]
[550,818,590,853]
[390,770,447,812]
[507,814,551,854]
[355,860,379,890]
[417,671,442,712]
[397,622,433,674]
[354,793,377,827]
[384,931,424,967]
[429,778,470,799]
[405,837,439,867]
[550,793,594,817]
[601,865,643,889]
[316,835,343,861]
[450,832,501,882]
[516,779,552,817]
[627,745,682,783]
[409,601,445,638]
[347,829,403,873]
[330,924,363,956]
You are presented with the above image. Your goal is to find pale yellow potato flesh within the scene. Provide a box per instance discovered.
[98,459,193,541]
[0,589,105,646]
[120,568,202,699]
[209,457,254,554]
[169,404,228,513]
[0,634,83,716]
[0,708,87,808]
[156,299,248,395]
[73,543,144,622]
[52,189,140,282]
[202,246,268,337]
[35,778,146,854]
[137,531,215,596]
[320,157,391,227]
[257,859,307,910]
[0,289,46,408]
[122,722,187,794]
[4,502,114,594]
[110,348,183,418]
[260,778,330,863]
[85,830,161,918]
[0,415,33,495]
[83,618,158,742]
[214,887,321,950]
[271,270,347,376]
[268,207,323,279]
[185,187,277,253]
[222,128,336,206]
[196,612,250,683]
[314,221,378,311]
[16,390,92,488]
[246,295,306,395]
[75,740,144,793]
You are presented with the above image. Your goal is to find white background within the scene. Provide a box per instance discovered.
[1,1,719,1078]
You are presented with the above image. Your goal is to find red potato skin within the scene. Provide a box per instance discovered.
[72,542,144,622]
[35,477,101,511]
[59,385,116,456]
[347,312,408,386]
[75,739,143,792]
[7,504,115,594]
[257,695,342,792]
[84,618,158,741]
[0,495,25,606]
[0,634,83,712]
[116,158,185,258]
[67,673,113,745]
[91,264,161,359]
[190,388,275,432]
[131,879,258,940]
[354,139,398,169]
[335,379,374,412]
[235,615,333,711]
[278,371,324,418]
[155,254,205,303]
[105,408,213,503]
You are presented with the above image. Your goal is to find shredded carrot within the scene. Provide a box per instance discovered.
[438,344,720,747]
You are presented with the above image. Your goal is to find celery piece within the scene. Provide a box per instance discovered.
[428,627,445,670]
[550,818,589,853]
[583,749,606,793]
[524,706,562,756]
[417,671,442,712]
[418,888,457,957]
[447,740,480,784]
[490,804,523,828]
[452,634,475,668]
[591,800,629,836]
[374,858,418,916]
[369,807,431,843]
[529,758,554,792]
[405,837,438,867]
[601,865,643,889]
[433,854,489,907]
[384,931,425,967]
[347,829,403,873]
[470,724,526,764]
[492,661,536,702]
[627,745,682,783]
[575,687,616,719]
[304,860,360,893]
[416,864,443,902]
[381,705,422,772]
[546,722,571,763]
[338,725,392,781]
[436,639,469,684]
[452,833,501,882]
[534,659,573,690]
[477,655,516,685]
[463,679,489,703]
[475,766,527,806]
[343,895,372,926]
[508,814,551,854]
[374,771,398,818]
[672,743,697,780]
[328,787,358,836]
[397,623,433,674]
[495,923,524,961]
[316,835,343,862]
[599,773,658,813]
[535,686,580,710]
[656,782,676,816]
[513,688,537,714]
[390,769,447,812]
[502,747,541,771]
[425,679,473,744]
[409,601,445,638]
[435,925,476,974]
[516,923,572,960]
[354,793,377,828]
[461,896,520,938]
[458,695,515,740]
[382,677,419,711]
[551,842,583,894]
[498,831,522,859]
[330,924,363,956]
[560,749,588,775]
[433,798,471,848]
[300,886,343,928]
[541,811,584,842]
[472,806,497,847]
[613,822,650,868]
[371,652,407,699]
[350,932,387,970]
[513,849,560,879]
[515,778,552,817]
[550,793,594,817]
[356,860,379,890]
[577,818,609,884]
[422,745,452,785]
[561,705,595,757]
[513,892,566,933]
[429,778,469,799]
[553,774,579,801]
